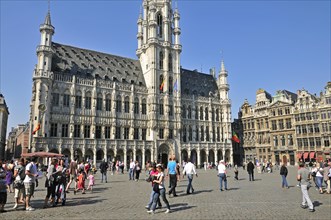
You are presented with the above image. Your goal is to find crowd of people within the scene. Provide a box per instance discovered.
[0,156,99,212]
[0,155,330,215]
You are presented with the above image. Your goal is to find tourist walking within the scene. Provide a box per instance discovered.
[44,158,57,208]
[167,156,178,197]
[135,161,141,181]
[147,164,170,214]
[145,163,162,210]
[247,160,255,181]
[0,161,7,213]
[234,164,239,180]
[280,163,289,188]
[315,166,324,194]
[65,157,77,193]
[217,160,228,191]
[12,158,26,210]
[129,159,135,180]
[297,162,314,212]
[24,157,38,211]
[182,159,197,194]
[100,159,109,183]
[324,162,331,194]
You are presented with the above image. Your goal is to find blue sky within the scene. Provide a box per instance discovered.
[1,0,330,133]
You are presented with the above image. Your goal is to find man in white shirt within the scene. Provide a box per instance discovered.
[129,159,135,180]
[24,157,38,211]
[217,160,228,191]
[183,159,198,194]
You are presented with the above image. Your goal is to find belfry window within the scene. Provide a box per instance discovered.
[157,13,163,38]
[159,51,164,70]
[168,54,173,72]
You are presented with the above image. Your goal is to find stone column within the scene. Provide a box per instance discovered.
[197,148,201,168]
[142,147,146,169]
[93,149,97,167]
[104,146,107,161]
[222,149,226,161]
[124,148,127,171]
[214,149,218,165]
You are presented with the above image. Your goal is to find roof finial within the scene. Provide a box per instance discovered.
[48,0,50,13]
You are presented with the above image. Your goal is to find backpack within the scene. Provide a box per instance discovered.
[18,166,26,181]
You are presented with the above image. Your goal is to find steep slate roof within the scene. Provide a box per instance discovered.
[180,68,219,97]
[281,90,298,102]
[51,42,146,86]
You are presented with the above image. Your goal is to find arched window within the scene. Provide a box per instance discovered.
[188,106,192,119]
[182,105,186,119]
[205,107,209,120]
[201,126,204,141]
[168,76,173,95]
[216,109,219,121]
[200,107,203,120]
[188,126,193,141]
[116,95,122,112]
[168,53,173,72]
[134,97,139,114]
[157,13,163,38]
[183,126,187,142]
[196,126,199,141]
[159,51,164,70]
[105,94,111,111]
[124,96,130,113]
[195,106,199,119]
[142,99,147,115]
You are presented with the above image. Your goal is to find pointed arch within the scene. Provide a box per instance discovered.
[157,13,163,38]
[159,51,164,70]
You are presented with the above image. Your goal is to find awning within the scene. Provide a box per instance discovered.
[303,152,309,159]
[297,153,303,159]
[309,152,315,159]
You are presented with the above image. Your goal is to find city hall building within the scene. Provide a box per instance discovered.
[29,0,232,167]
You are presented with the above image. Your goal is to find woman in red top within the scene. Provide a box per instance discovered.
[74,170,86,194]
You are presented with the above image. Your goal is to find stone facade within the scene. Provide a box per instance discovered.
[0,94,9,160]
[29,0,232,168]
[239,84,331,165]
[6,123,29,159]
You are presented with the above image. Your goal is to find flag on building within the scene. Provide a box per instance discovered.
[160,78,165,90]
[232,132,240,143]
[173,79,178,92]
[32,123,41,135]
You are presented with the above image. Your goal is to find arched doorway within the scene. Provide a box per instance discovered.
[49,148,59,154]
[62,148,71,164]
[217,149,223,162]
[181,149,188,162]
[74,148,83,162]
[107,149,115,162]
[209,150,215,166]
[116,149,124,162]
[127,149,134,166]
[85,149,94,163]
[282,155,288,165]
[200,150,206,167]
[158,144,169,167]
[145,149,151,164]
[225,149,231,163]
[96,149,104,162]
[136,149,142,164]
[191,150,197,166]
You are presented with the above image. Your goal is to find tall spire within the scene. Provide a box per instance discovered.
[221,60,226,72]
[44,0,52,25]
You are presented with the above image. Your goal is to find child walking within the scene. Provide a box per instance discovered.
[87,173,95,192]
[74,170,86,194]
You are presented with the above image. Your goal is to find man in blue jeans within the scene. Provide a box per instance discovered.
[183,159,198,194]
[217,160,228,191]
[167,156,178,197]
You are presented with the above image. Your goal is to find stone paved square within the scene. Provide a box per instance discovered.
[0,167,330,219]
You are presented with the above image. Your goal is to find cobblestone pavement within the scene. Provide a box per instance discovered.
[1,167,330,219]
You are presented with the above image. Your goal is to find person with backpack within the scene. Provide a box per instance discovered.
[13,158,26,210]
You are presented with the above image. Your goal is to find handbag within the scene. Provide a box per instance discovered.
[153,182,160,193]
[13,180,24,189]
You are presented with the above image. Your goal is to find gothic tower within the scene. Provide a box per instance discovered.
[136,0,182,156]
[30,10,55,150]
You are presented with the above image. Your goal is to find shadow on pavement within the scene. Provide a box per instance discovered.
[313,201,322,207]
[169,203,196,212]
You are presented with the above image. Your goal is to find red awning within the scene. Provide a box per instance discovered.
[303,152,309,159]
[297,153,303,159]
[309,152,315,159]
